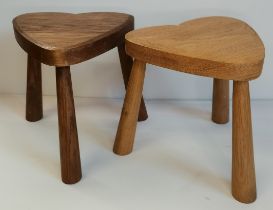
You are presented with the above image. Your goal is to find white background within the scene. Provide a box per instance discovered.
[1,2,272,209]
[0,0,272,99]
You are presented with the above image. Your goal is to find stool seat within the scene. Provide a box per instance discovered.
[13,12,133,66]
[125,16,265,81]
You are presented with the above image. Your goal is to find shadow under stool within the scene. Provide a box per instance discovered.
[113,16,265,203]
[13,12,148,184]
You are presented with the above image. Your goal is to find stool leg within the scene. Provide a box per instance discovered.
[26,55,43,121]
[212,78,229,124]
[232,81,256,203]
[118,43,148,121]
[56,67,82,184]
[114,60,146,155]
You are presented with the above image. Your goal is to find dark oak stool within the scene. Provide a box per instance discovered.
[113,17,265,203]
[13,12,148,184]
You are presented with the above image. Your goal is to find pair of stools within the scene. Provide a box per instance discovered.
[13,12,265,203]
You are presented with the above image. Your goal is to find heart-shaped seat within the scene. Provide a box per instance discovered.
[125,16,265,81]
[13,12,134,66]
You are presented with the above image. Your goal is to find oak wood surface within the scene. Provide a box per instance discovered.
[212,79,229,124]
[13,12,134,66]
[114,60,146,155]
[232,81,256,203]
[125,16,265,81]
[56,67,82,184]
[26,55,43,122]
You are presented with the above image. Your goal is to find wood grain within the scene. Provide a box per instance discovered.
[125,16,265,81]
[118,42,148,121]
[114,60,146,155]
[56,67,82,184]
[26,55,43,122]
[232,81,256,203]
[212,79,229,124]
[13,12,134,66]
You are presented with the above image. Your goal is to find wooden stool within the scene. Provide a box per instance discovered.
[13,12,148,184]
[113,17,265,203]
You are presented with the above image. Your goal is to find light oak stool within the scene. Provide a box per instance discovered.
[13,12,148,184]
[113,16,265,203]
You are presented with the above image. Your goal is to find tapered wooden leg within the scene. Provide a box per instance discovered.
[114,60,146,155]
[56,67,82,184]
[212,79,229,124]
[232,81,256,203]
[118,43,148,121]
[26,55,43,121]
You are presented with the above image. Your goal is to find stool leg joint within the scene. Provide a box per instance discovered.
[114,60,146,155]
[26,55,43,122]
[118,43,148,122]
[212,78,229,124]
[56,66,82,184]
[232,81,256,203]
